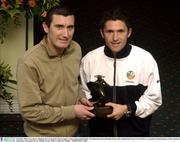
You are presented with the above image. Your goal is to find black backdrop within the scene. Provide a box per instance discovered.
[34,0,179,56]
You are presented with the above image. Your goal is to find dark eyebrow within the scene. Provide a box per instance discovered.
[54,24,74,28]
[106,29,125,32]
[55,24,64,27]
[105,29,113,32]
[67,25,74,28]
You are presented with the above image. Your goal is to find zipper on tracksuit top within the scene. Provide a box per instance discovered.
[104,44,132,136]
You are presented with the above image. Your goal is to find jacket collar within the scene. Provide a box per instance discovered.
[104,44,132,59]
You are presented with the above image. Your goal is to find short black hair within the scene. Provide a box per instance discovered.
[44,5,74,27]
[100,8,131,30]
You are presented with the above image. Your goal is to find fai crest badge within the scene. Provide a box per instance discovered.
[127,71,135,80]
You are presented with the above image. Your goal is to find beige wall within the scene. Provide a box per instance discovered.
[0,14,34,113]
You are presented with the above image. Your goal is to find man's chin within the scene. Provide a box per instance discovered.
[57,43,69,49]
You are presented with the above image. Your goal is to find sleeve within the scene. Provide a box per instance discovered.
[16,58,76,124]
[76,73,87,102]
[76,42,87,101]
[80,56,92,99]
[134,58,162,118]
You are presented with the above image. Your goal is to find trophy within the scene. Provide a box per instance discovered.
[87,75,113,117]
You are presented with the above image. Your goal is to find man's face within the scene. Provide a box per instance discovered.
[43,14,75,52]
[100,20,132,53]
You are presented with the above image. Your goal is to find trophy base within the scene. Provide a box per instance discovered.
[92,106,113,118]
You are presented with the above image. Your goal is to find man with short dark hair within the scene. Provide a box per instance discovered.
[17,5,95,137]
[80,8,162,137]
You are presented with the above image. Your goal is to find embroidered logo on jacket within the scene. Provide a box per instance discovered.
[127,71,135,80]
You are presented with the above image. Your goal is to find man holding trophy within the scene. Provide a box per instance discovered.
[80,8,162,136]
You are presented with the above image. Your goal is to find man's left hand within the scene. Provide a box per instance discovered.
[105,102,127,120]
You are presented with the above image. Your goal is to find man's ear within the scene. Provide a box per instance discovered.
[100,29,104,39]
[42,22,49,34]
[128,28,132,38]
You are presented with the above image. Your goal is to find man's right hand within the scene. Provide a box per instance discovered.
[74,104,95,120]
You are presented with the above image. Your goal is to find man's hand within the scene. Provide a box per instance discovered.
[105,102,127,120]
[79,97,93,107]
[74,104,95,120]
